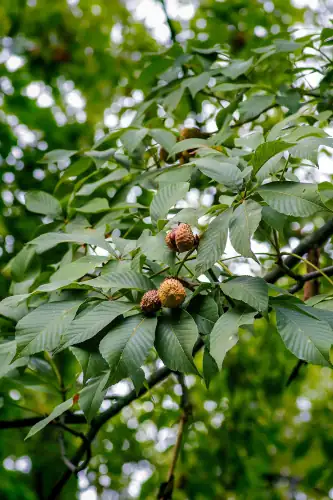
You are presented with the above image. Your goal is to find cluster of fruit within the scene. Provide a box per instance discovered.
[140,223,199,315]
[140,278,186,314]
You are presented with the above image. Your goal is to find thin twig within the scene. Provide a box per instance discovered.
[158,0,177,43]
[158,374,191,499]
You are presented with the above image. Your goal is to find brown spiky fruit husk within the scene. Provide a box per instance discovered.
[158,278,186,308]
[179,127,210,140]
[140,290,162,315]
[165,228,178,251]
[175,223,195,253]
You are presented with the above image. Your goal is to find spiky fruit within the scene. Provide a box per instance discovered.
[165,228,178,251]
[179,127,210,140]
[140,290,162,315]
[158,278,186,308]
[175,223,195,253]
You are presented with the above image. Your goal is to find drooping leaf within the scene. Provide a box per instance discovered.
[275,307,333,366]
[100,315,157,379]
[77,198,109,213]
[261,206,286,232]
[258,182,327,216]
[252,141,291,174]
[220,276,268,312]
[195,158,243,190]
[185,72,210,98]
[239,95,275,122]
[289,137,333,163]
[25,191,62,218]
[138,232,175,267]
[79,372,109,423]
[50,255,107,283]
[39,149,77,165]
[10,246,37,282]
[25,398,73,439]
[155,310,199,374]
[76,169,128,196]
[203,347,219,388]
[0,341,17,378]
[188,296,219,334]
[29,230,112,254]
[86,271,154,291]
[171,139,209,155]
[149,129,177,154]
[121,128,148,153]
[210,309,256,369]
[15,300,82,356]
[150,182,189,223]
[70,347,108,384]
[196,209,232,275]
[229,200,262,260]
[59,301,135,349]
[222,57,254,79]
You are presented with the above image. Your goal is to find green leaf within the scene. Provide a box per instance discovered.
[149,129,177,154]
[275,307,333,366]
[79,373,109,423]
[25,398,73,439]
[252,141,291,174]
[171,139,209,155]
[196,209,232,275]
[274,39,304,53]
[195,158,243,190]
[77,198,109,213]
[164,86,184,112]
[229,200,262,260]
[25,191,62,218]
[39,149,77,165]
[188,296,219,334]
[16,300,82,356]
[155,310,198,374]
[0,341,17,378]
[121,128,148,153]
[150,182,189,223]
[50,255,107,283]
[71,347,108,384]
[76,169,127,196]
[210,309,256,369]
[138,232,175,267]
[185,72,210,98]
[213,83,254,92]
[29,229,112,254]
[239,95,275,122]
[258,182,326,216]
[261,206,286,232]
[220,276,268,312]
[256,154,285,182]
[203,348,219,388]
[56,157,91,189]
[289,137,333,163]
[60,301,134,349]
[10,246,37,282]
[235,131,264,150]
[166,207,205,228]
[0,295,29,321]
[222,57,254,79]
[86,271,154,291]
[100,315,157,379]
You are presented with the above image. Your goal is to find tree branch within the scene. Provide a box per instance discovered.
[158,374,191,499]
[264,219,333,283]
[47,218,333,497]
[288,265,333,294]
[0,414,86,429]
[158,0,177,43]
